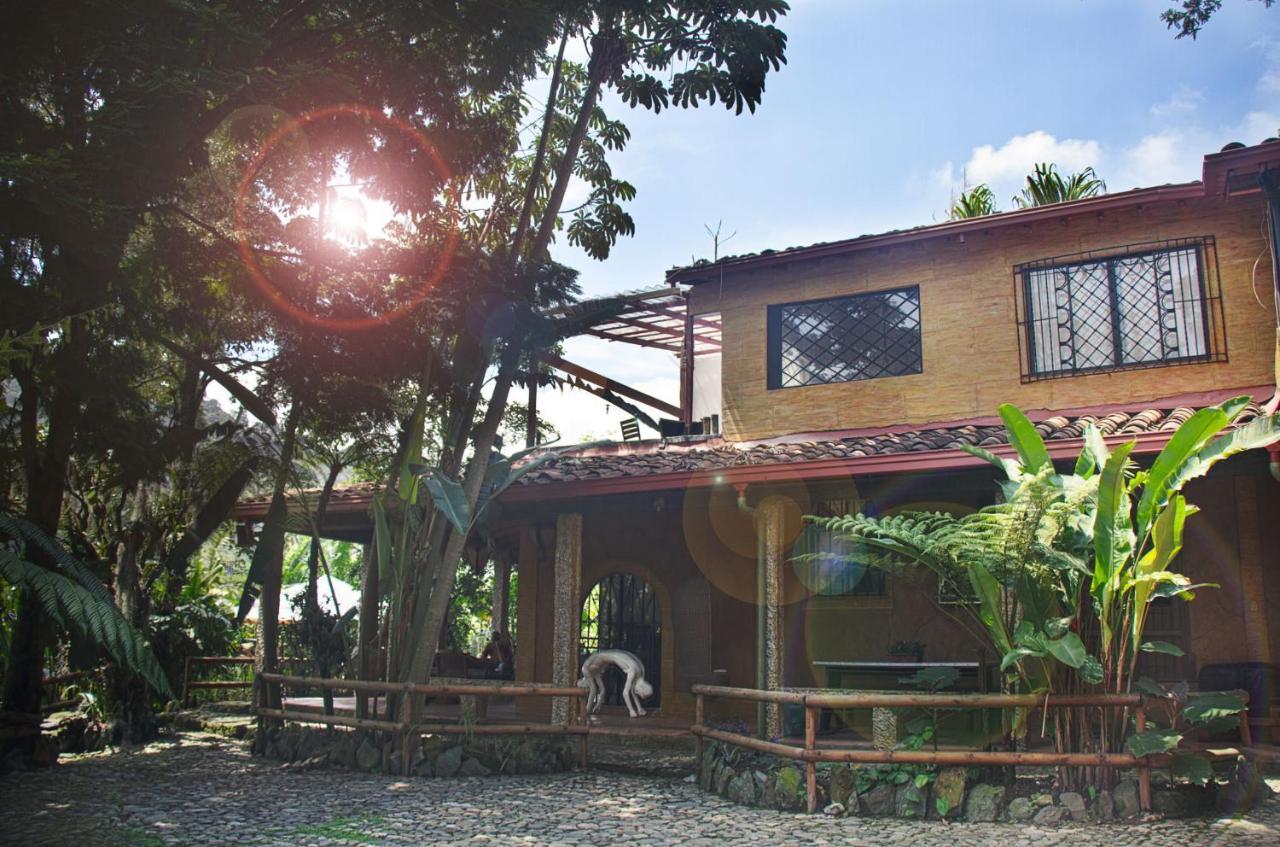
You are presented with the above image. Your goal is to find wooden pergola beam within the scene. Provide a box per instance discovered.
[582,328,682,353]
[646,304,723,335]
[543,353,681,418]
[596,316,722,350]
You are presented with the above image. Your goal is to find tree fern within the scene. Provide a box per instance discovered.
[0,522,173,700]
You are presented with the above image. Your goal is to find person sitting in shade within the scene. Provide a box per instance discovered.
[481,628,515,680]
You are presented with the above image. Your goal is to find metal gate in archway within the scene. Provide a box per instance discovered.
[579,573,661,707]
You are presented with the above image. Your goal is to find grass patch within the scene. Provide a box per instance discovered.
[291,812,387,844]
[111,828,168,847]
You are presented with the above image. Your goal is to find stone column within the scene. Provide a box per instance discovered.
[551,513,583,724]
[513,526,539,685]
[492,554,511,634]
[756,497,786,739]
[355,541,378,718]
[1235,477,1274,663]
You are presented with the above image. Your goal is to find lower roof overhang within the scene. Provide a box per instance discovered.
[496,427,1191,505]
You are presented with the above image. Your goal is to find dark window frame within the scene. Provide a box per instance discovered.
[1013,237,1227,383]
[766,285,924,390]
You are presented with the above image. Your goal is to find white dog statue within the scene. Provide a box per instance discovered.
[578,649,653,718]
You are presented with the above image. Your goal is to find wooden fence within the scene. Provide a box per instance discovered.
[40,670,95,714]
[691,684,1163,815]
[182,657,306,704]
[254,672,590,775]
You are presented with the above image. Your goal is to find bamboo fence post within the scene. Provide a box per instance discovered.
[401,683,414,777]
[1238,692,1254,747]
[577,697,588,770]
[181,656,191,705]
[804,704,818,814]
[695,692,705,765]
[1135,704,1152,812]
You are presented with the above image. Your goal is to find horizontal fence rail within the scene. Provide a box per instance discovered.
[691,683,1165,815]
[254,672,591,774]
[181,657,305,703]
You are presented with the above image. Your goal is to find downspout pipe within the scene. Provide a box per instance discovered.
[1258,169,1280,415]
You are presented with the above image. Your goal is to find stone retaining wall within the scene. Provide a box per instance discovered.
[262,725,573,778]
[698,740,1273,821]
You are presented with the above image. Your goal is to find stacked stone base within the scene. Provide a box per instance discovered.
[698,740,1273,821]
[262,725,574,778]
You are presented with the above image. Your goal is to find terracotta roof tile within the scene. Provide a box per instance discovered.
[233,401,1270,512]
[511,403,1266,487]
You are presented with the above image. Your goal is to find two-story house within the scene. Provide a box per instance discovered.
[490,140,1280,736]
[233,140,1280,738]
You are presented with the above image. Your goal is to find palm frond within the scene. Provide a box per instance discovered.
[0,513,114,605]
[0,548,174,699]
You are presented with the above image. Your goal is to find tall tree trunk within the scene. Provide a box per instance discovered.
[2,325,88,761]
[303,459,342,714]
[509,27,569,263]
[400,344,522,691]
[529,27,619,258]
[251,405,300,752]
[111,484,159,743]
[355,540,378,719]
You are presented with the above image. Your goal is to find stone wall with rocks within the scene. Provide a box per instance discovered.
[698,740,1274,822]
[261,725,574,778]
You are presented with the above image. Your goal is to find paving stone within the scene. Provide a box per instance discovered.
[2,731,1278,847]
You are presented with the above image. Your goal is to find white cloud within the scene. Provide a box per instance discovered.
[964,130,1102,187]
[1111,131,1190,189]
[1256,38,1280,93]
[1149,85,1203,118]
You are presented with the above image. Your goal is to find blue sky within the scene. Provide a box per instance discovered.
[537,0,1280,442]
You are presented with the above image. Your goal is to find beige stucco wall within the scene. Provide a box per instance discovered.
[688,193,1275,441]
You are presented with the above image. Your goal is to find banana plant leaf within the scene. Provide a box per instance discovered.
[998,403,1052,472]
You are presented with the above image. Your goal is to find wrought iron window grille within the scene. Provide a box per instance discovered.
[767,286,923,389]
[1014,237,1226,383]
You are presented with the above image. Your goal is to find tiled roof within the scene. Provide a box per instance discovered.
[513,403,1266,486]
[231,401,1270,515]
[235,480,380,509]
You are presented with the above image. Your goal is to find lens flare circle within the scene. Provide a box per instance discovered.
[233,103,458,333]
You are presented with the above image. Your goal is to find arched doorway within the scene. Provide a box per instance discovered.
[580,573,662,707]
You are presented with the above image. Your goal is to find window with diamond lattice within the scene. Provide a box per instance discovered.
[767,286,922,389]
[1020,241,1218,379]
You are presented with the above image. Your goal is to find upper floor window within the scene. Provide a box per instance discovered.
[1015,237,1225,381]
[767,286,922,389]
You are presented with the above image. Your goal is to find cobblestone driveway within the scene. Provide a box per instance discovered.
[2,732,1278,846]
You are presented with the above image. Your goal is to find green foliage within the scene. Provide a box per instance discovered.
[950,184,998,219]
[1012,163,1107,208]
[854,716,938,808]
[0,517,173,699]
[1162,1,1273,39]
[1125,726,1183,757]
[809,398,1279,791]
[290,813,386,844]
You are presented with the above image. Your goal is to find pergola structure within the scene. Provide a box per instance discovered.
[528,285,721,442]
